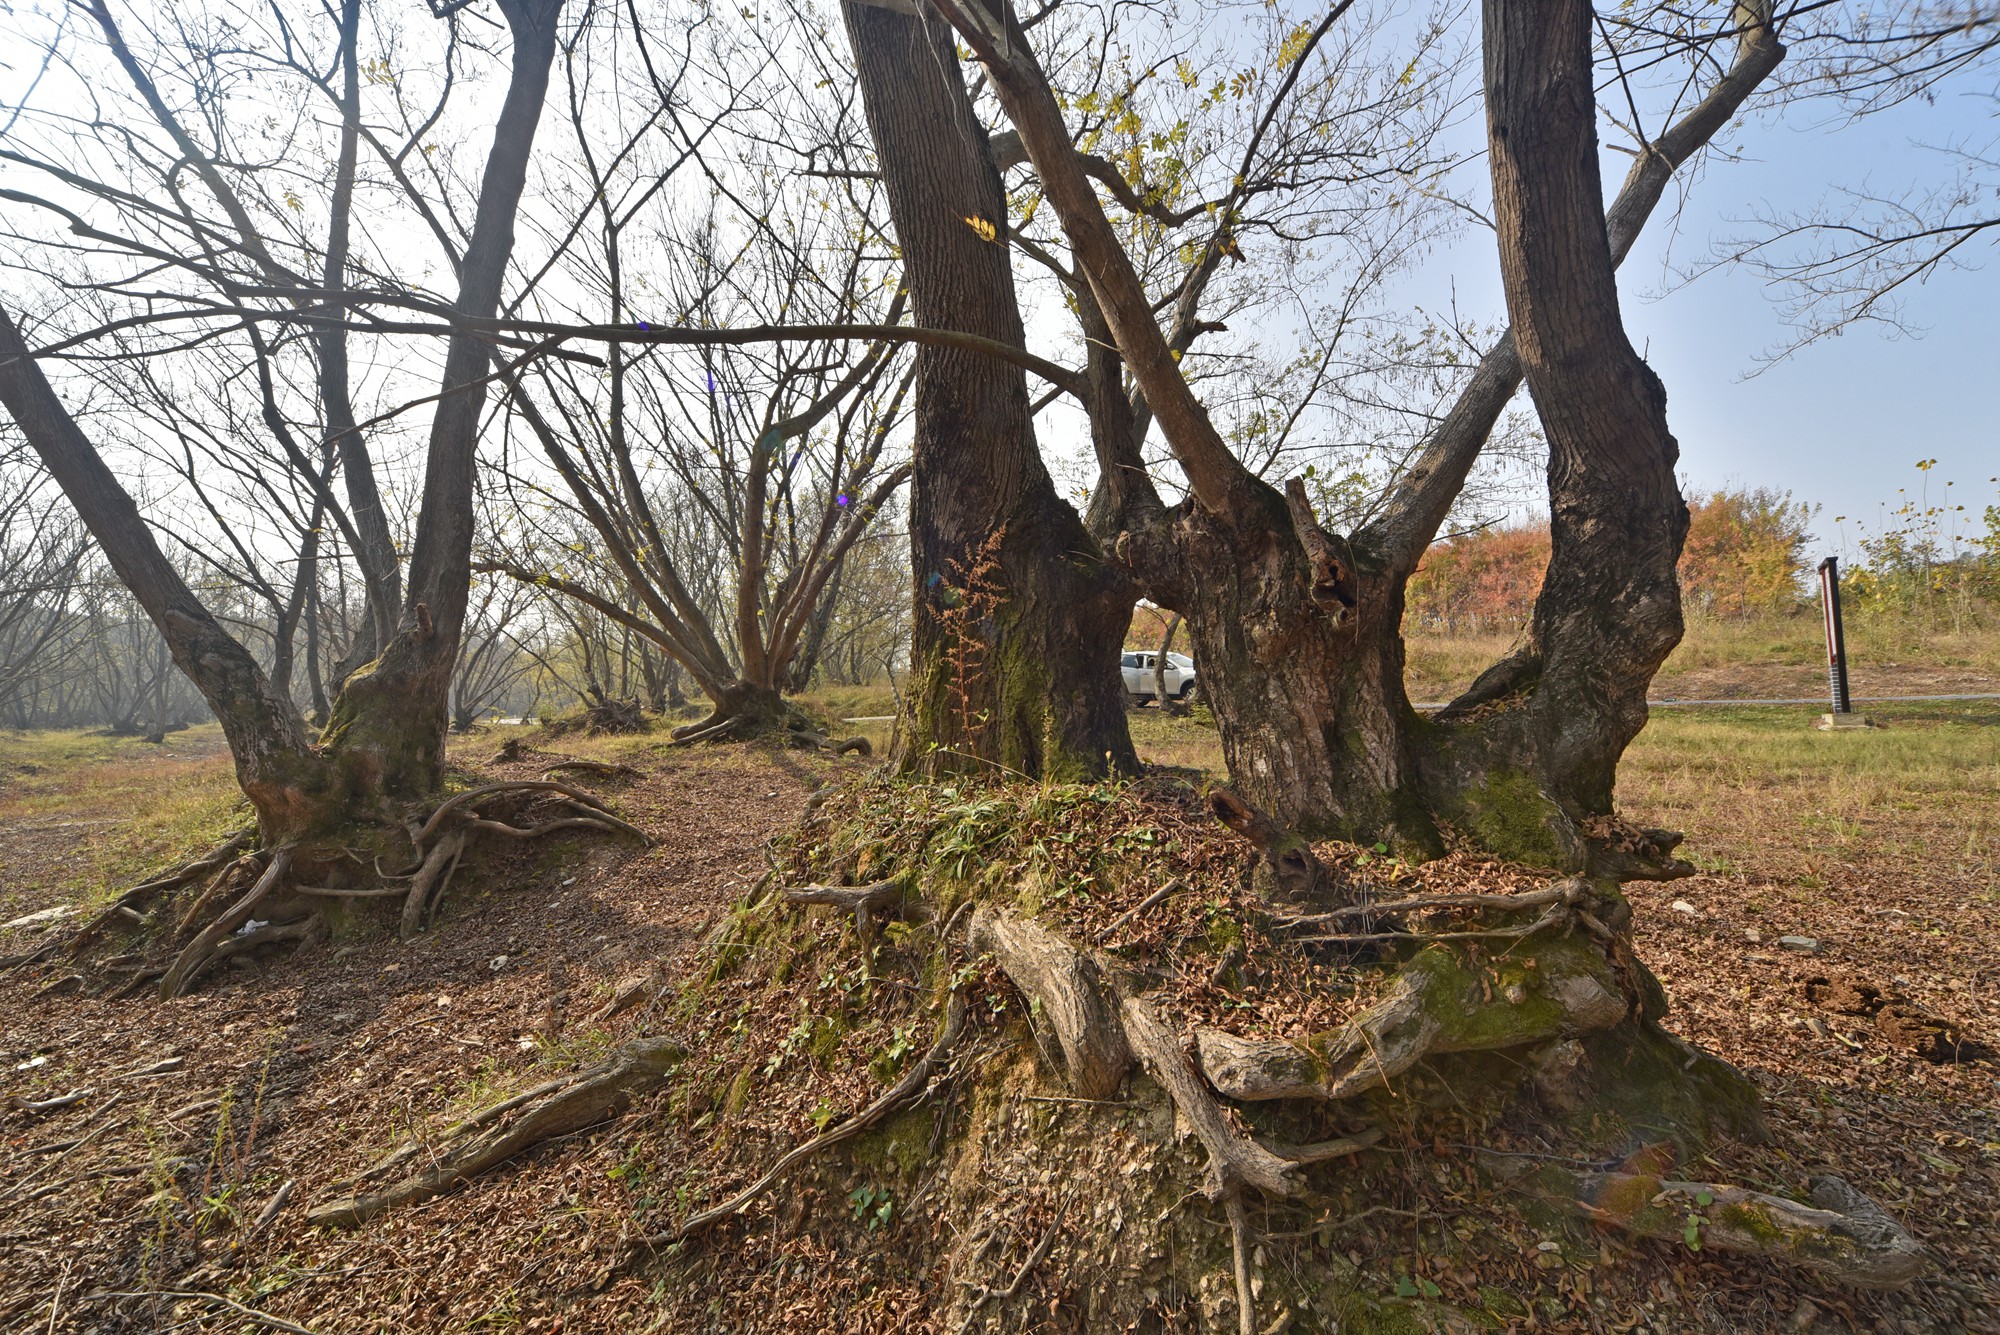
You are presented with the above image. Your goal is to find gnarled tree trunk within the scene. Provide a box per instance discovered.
[935,0,1779,867]
[844,0,1136,782]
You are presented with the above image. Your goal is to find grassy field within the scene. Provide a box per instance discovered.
[0,727,241,915]
[1400,610,2000,703]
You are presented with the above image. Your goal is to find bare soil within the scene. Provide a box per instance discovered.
[2,722,1995,1334]
[1,736,842,1334]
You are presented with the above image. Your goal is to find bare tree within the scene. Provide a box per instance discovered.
[1708,5,2000,352]
[0,455,87,727]
[0,0,577,990]
[450,574,542,732]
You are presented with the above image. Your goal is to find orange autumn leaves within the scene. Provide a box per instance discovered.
[1408,488,1817,632]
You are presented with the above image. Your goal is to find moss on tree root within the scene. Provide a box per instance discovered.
[626,779,1800,1331]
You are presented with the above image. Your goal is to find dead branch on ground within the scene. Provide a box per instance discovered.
[642,990,968,1250]
[307,1036,687,1228]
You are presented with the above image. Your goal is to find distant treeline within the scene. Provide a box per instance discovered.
[1406,482,2000,633]
[0,466,908,736]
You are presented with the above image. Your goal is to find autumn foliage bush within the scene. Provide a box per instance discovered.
[1407,488,1816,632]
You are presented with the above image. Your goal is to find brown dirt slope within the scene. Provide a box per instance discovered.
[2,716,1996,1334]
[1,736,841,1334]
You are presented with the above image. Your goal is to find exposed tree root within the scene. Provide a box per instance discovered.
[669,715,742,746]
[1224,1194,1257,1335]
[785,877,914,940]
[1270,877,1584,929]
[1192,932,1630,1103]
[1502,1159,1924,1290]
[1582,818,1696,882]
[550,698,645,735]
[44,779,650,998]
[970,907,1130,1100]
[954,1192,1069,1335]
[969,886,1916,1301]
[36,830,256,963]
[638,990,969,1251]
[539,759,645,782]
[411,779,623,844]
[158,847,295,999]
[307,1036,687,1229]
[400,830,468,940]
[89,1289,322,1335]
[1206,787,1336,907]
[784,719,873,756]
[689,784,1926,1322]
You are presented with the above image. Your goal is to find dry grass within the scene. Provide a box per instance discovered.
[0,726,242,914]
[1619,701,2000,884]
[1406,610,2000,704]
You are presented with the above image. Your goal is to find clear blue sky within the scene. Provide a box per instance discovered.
[1423,79,1999,561]
[1623,94,1999,560]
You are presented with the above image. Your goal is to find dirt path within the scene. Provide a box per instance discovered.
[0,740,837,1334]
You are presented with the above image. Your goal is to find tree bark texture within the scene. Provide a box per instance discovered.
[938,0,1777,866]
[1452,0,1693,819]
[844,0,1136,781]
[317,0,563,806]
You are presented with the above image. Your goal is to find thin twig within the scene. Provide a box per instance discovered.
[1096,878,1188,942]
[954,1193,1069,1335]
[1226,1194,1257,1335]
[644,991,967,1248]
[1273,881,1576,928]
[88,1291,321,1335]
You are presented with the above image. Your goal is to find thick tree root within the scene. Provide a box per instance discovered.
[59,780,650,998]
[970,907,1130,1100]
[400,830,469,939]
[1206,787,1335,907]
[966,903,1387,1335]
[968,886,1920,1312]
[307,1036,688,1228]
[639,990,968,1250]
[1505,1160,1924,1290]
[669,716,742,746]
[1120,993,1305,1200]
[785,877,914,940]
[392,779,649,939]
[1192,934,1630,1102]
[785,721,873,756]
[32,831,256,965]
[158,847,296,1000]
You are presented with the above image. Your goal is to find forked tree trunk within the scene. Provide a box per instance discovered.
[934,0,1778,868]
[0,0,565,845]
[313,0,563,813]
[844,0,1137,782]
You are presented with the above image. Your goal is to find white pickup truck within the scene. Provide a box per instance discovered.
[1120,650,1197,704]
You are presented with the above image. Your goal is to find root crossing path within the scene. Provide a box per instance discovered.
[0,740,843,1334]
